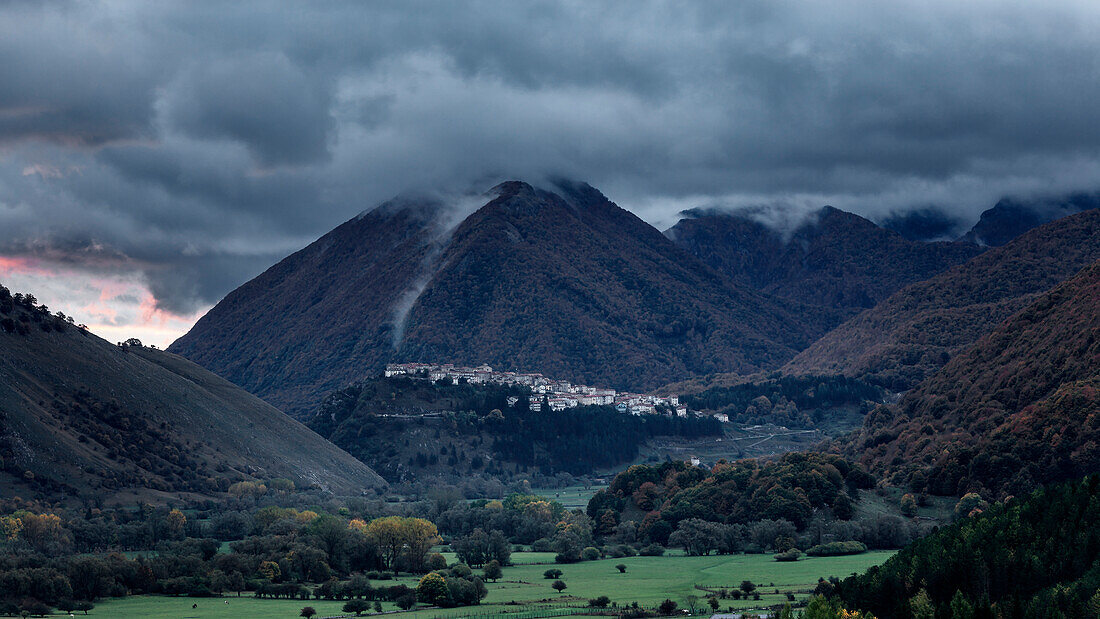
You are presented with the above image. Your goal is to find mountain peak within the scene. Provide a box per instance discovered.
[171,180,823,415]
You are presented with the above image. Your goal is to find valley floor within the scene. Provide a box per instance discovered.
[91,551,895,618]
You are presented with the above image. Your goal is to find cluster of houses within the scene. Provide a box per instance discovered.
[384,362,691,417]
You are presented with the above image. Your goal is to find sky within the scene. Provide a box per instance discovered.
[2,1,1100,348]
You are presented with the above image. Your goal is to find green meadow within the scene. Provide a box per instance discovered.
[91,551,894,618]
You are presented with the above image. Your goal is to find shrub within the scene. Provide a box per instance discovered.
[805,541,867,557]
[774,548,802,562]
[343,599,370,616]
[300,607,317,618]
[543,569,563,579]
[639,544,665,556]
[589,595,611,607]
[659,599,677,615]
[608,544,637,558]
[531,538,554,552]
[582,546,600,561]
[616,564,627,573]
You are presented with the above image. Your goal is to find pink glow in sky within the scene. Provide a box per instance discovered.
[0,256,207,349]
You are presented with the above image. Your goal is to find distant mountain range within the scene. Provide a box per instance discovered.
[785,209,1100,390]
[0,285,383,503]
[665,205,982,321]
[171,180,1099,419]
[171,180,831,417]
[880,190,1100,244]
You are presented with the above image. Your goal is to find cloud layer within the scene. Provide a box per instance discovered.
[2,1,1100,341]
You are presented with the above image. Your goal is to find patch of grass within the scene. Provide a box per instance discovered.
[855,488,954,524]
[531,486,604,510]
[94,552,894,618]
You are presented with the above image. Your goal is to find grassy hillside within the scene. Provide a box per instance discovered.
[0,285,384,503]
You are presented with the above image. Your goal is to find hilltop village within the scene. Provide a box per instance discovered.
[384,362,693,417]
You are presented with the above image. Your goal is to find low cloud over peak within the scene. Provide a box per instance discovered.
[2,1,1100,341]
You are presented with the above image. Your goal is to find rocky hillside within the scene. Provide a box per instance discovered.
[0,284,384,504]
[172,180,829,416]
[843,260,1100,498]
[785,208,1100,390]
[960,191,1100,246]
[666,206,982,323]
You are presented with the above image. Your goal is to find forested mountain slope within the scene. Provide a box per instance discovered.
[844,260,1100,497]
[785,209,1100,390]
[666,206,981,322]
[172,180,828,416]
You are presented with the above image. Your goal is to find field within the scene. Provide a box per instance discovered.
[92,551,895,618]
[531,486,603,510]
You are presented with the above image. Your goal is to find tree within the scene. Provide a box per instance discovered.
[544,569,563,579]
[300,607,318,618]
[659,599,678,615]
[227,571,246,597]
[740,580,755,594]
[20,599,51,617]
[552,579,567,593]
[259,560,281,582]
[616,564,627,573]
[589,596,611,608]
[909,589,935,619]
[417,572,449,606]
[426,553,448,571]
[164,508,187,539]
[483,560,502,582]
[900,493,918,517]
[949,591,974,619]
[374,601,383,613]
[683,594,701,614]
[487,529,512,566]
[366,516,440,572]
[75,602,94,615]
[453,528,488,567]
[397,593,418,610]
[668,518,722,556]
[954,493,987,519]
[708,597,720,611]
[553,530,583,563]
[343,599,370,616]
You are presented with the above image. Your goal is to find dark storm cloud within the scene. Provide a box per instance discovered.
[2,0,1100,317]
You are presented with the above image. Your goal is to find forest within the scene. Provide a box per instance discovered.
[308,377,721,484]
[833,475,1100,617]
[679,375,883,428]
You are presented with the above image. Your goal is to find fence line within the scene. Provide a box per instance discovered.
[427,605,597,619]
